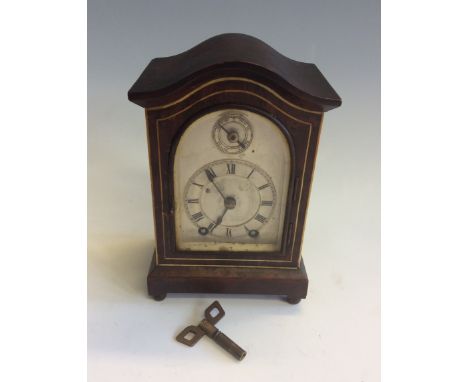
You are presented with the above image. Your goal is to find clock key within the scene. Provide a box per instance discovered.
[176,301,247,361]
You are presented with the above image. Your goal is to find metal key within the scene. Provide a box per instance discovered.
[176,301,247,361]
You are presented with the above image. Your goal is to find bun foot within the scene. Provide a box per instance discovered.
[286,296,302,304]
[152,293,167,301]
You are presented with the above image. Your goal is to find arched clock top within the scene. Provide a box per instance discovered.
[128,33,341,112]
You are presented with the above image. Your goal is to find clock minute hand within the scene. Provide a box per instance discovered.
[211,179,227,200]
[204,168,226,199]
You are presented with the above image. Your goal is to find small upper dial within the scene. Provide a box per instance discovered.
[212,111,253,154]
[183,159,276,240]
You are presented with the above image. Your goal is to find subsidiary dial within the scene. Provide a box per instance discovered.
[184,159,276,240]
[212,111,253,154]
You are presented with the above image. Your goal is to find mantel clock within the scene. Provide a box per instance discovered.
[128,34,341,304]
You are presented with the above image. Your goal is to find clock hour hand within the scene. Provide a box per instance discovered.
[204,207,227,235]
[215,207,228,225]
[214,195,236,227]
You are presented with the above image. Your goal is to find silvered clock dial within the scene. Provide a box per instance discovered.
[174,109,291,252]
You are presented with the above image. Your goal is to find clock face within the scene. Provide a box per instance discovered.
[183,159,277,240]
[174,109,291,252]
[212,112,253,154]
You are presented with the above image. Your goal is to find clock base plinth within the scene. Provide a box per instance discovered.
[147,252,308,303]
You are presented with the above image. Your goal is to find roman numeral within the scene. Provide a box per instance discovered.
[191,182,204,188]
[226,163,236,174]
[205,167,216,182]
[247,168,255,178]
[207,222,217,232]
[257,183,270,190]
[255,214,267,223]
[261,200,273,206]
[186,198,199,204]
[191,212,203,222]
[226,228,232,238]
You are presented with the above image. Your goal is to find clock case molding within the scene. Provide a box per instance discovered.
[128,34,341,302]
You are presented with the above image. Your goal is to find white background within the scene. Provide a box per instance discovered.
[1,1,468,382]
[87,1,380,380]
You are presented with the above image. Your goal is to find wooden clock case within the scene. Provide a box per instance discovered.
[128,34,341,303]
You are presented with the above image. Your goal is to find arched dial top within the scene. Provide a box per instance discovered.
[174,109,291,252]
[128,33,342,111]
